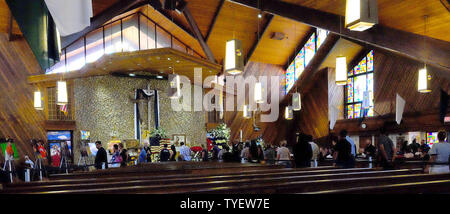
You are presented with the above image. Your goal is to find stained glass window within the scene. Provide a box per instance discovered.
[317,28,328,48]
[304,33,316,66]
[347,78,354,103]
[285,62,295,92]
[294,48,305,80]
[347,105,354,119]
[345,50,374,119]
[284,28,329,94]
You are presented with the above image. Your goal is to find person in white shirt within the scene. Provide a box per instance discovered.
[240,142,250,162]
[179,142,191,161]
[307,135,319,167]
[277,140,292,168]
[426,131,450,174]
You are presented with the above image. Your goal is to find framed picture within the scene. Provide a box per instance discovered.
[172,134,186,146]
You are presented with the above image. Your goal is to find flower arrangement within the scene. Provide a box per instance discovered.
[207,123,230,141]
[149,127,168,139]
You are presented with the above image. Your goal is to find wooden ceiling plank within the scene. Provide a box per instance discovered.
[205,0,225,42]
[229,0,450,73]
[245,14,274,65]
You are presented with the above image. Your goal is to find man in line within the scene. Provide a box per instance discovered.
[307,135,320,167]
[179,142,191,161]
[377,128,396,170]
[94,141,108,169]
[334,131,353,168]
[160,144,171,162]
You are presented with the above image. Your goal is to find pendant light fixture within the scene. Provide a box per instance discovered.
[224,4,244,75]
[34,89,43,110]
[418,15,431,93]
[345,0,378,31]
[243,104,252,119]
[292,92,301,111]
[57,81,68,105]
[336,16,347,85]
[285,106,293,120]
[254,82,264,103]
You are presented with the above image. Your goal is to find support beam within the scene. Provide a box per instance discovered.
[61,0,147,49]
[245,14,274,65]
[228,0,450,73]
[8,9,13,41]
[205,0,225,42]
[183,7,217,63]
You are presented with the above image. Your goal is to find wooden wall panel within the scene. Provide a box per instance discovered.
[0,33,46,159]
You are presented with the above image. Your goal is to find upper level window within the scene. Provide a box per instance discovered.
[285,28,329,94]
[345,50,374,119]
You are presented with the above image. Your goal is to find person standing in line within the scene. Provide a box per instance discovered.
[364,139,376,158]
[169,145,177,161]
[211,142,220,161]
[159,144,171,162]
[249,140,259,163]
[277,140,292,168]
[94,141,108,169]
[334,131,353,168]
[264,145,276,164]
[419,139,430,154]
[425,131,450,174]
[179,142,191,161]
[201,144,208,162]
[110,144,122,167]
[343,130,357,165]
[307,135,319,166]
[240,142,250,162]
[118,143,128,167]
[293,134,313,168]
[376,128,396,170]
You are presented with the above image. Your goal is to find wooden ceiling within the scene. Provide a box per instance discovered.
[249,15,311,65]
[281,0,450,42]
[89,0,450,68]
[28,48,222,84]
[319,38,364,70]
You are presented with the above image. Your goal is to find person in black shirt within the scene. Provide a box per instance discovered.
[293,133,313,168]
[159,144,171,162]
[170,145,177,161]
[94,141,108,169]
[249,140,259,163]
[333,131,352,168]
[211,142,220,161]
[201,144,208,162]
[364,139,376,158]
[118,143,128,167]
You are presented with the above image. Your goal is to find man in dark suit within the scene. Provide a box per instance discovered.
[95,141,108,169]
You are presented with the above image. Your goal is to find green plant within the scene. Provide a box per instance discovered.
[150,127,167,138]
[208,123,230,140]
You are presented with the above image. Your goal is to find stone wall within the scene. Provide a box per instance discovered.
[72,75,206,161]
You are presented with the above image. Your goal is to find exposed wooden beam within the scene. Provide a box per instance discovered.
[183,7,217,63]
[228,0,450,73]
[61,0,147,49]
[281,33,340,105]
[205,0,225,42]
[8,9,13,41]
[245,14,274,65]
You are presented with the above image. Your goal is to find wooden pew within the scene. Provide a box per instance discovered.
[182,171,449,194]
[49,162,283,180]
[13,168,423,194]
[306,177,450,194]
[4,166,337,189]
[2,167,375,193]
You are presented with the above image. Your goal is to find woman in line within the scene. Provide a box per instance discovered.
[276,140,292,168]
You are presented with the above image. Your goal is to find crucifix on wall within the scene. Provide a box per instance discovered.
[133,84,160,143]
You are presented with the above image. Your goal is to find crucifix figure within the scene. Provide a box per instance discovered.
[133,84,160,144]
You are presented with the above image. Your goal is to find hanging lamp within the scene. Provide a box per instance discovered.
[418,15,431,93]
[57,81,68,105]
[34,90,43,110]
[285,106,293,120]
[345,0,378,31]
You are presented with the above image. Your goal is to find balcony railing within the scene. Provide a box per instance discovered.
[47,12,204,74]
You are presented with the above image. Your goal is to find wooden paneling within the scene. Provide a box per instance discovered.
[0,0,20,35]
[282,0,450,43]
[92,0,121,16]
[0,33,46,159]
[331,49,450,135]
[249,15,311,65]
